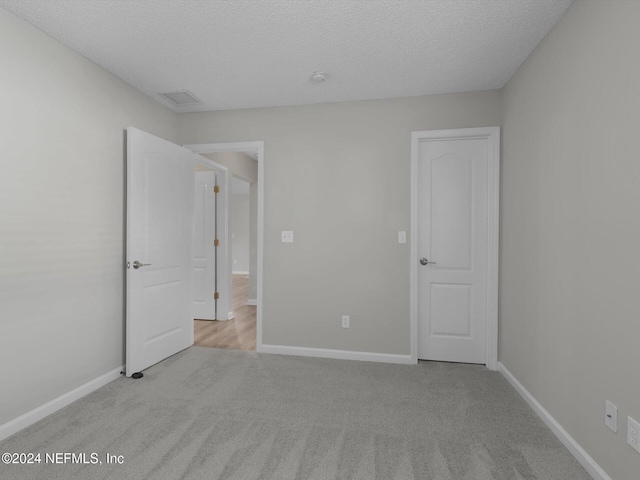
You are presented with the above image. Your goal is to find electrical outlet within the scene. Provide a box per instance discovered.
[605,401,618,432]
[341,315,350,328]
[281,231,294,243]
[628,417,640,453]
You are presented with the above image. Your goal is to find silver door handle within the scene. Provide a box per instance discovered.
[420,258,436,265]
[132,260,152,269]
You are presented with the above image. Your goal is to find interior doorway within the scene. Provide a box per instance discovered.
[410,127,499,370]
[186,143,264,352]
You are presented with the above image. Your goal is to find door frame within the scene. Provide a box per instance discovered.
[410,127,500,370]
[193,155,230,322]
[184,141,264,352]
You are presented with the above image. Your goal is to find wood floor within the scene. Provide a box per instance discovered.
[194,275,256,350]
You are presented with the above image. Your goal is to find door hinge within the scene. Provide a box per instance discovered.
[214,185,220,193]
[214,239,220,247]
[214,292,220,300]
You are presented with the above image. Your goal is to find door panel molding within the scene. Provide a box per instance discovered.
[410,127,500,370]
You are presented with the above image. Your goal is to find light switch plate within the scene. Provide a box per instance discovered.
[628,416,640,453]
[605,400,617,433]
[281,231,293,243]
[398,230,407,244]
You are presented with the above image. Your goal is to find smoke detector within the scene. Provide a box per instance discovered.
[311,71,326,83]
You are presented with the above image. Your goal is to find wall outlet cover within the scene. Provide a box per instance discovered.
[341,315,350,328]
[281,231,294,243]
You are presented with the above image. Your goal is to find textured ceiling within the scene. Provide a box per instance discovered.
[0,0,572,112]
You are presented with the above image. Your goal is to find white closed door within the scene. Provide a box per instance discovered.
[192,171,217,320]
[126,127,195,377]
[417,133,492,364]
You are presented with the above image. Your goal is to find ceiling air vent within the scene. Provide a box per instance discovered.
[158,90,202,106]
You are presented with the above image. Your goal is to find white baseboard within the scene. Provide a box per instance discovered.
[498,362,611,480]
[0,366,124,442]
[232,271,249,275]
[228,311,235,320]
[260,344,414,365]
[247,299,257,306]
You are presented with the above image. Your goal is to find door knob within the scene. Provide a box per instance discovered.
[132,260,152,269]
[420,258,436,266]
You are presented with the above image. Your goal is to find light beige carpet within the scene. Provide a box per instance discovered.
[0,347,590,479]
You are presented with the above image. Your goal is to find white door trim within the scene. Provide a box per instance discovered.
[410,127,500,370]
[184,141,264,352]
[193,155,230,322]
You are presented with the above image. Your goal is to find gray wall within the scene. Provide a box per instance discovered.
[501,1,640,478]
[0,10,177,425]
[204,151,257,183]
[230,193,251,273]
[179,92,502,353]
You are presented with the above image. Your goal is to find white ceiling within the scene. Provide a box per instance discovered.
[0,0,572,113]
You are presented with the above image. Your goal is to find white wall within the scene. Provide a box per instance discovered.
[501,1,640,479]
[0,9,178,426]
[179,92,501,354]
[230,192,251,273]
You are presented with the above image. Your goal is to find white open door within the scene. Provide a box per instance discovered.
[192,171,217,320]
[126,127,195,377]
